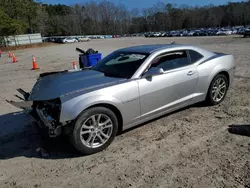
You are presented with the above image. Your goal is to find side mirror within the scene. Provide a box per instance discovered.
[143,67,164,78]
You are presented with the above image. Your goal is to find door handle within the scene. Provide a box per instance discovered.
[187,71,195,76]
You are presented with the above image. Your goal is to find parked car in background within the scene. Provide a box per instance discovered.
[8,44,236,155]
[193,30,208,36]
[56,37,65,43]
[207,30,218,36]
[77,37,91,42]
[243,27,250,37]
[144,32,155,38]
[216,29,233,36]
[153,32,162,37]
[188,31,196,36]
[216,30,227,35]
[232,29,238,34]
[144,26,245,39]
[238,28,246,35]
[62,37,78,43]
[182,30,189,36]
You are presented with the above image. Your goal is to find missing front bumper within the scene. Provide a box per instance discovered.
[6,100,61,137]
[7,88,62,137]
[25,108,62,137]
[24,108,44,128]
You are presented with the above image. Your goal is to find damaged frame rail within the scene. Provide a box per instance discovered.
[6,88,62,137]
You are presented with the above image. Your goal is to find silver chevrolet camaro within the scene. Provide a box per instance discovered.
[7,44,236,155]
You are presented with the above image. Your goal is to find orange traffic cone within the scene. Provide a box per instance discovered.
[32,55,39,70]
[72,61,77,70]
[8,51,12,58]
[12,54,17,63]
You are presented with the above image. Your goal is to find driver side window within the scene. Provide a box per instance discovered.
[150,51,190,71]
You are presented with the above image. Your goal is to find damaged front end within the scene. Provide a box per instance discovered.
[7,88,63,137]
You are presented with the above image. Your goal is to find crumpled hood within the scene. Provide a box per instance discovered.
[29,69,124,101]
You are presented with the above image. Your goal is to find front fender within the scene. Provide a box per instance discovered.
[60,94,123,122]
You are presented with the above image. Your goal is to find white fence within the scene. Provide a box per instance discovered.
[3,33,43,46]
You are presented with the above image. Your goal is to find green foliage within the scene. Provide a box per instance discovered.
[0,0,250,37]
[0,0,36,35]
[0,8,27,35]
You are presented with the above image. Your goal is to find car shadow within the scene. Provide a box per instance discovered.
[0,102,208,160]
[0,112,82,160]
[227,124,250,137]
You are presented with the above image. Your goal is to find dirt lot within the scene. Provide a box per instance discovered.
[0,36,250,188]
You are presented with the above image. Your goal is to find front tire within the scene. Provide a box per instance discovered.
[206,74,229,105]
[70,107,118,155]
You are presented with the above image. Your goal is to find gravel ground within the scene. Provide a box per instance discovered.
[0,36,250,188]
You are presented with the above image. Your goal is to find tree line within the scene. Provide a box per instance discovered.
[0,0,250,37]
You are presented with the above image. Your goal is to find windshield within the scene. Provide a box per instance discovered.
[91,51,149,79]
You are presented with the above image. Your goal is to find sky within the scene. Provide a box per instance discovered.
[40,0,244,9]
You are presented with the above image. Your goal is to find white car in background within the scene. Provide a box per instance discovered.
[216,29,233,35]
[77,37,91,42]
[232,29,238,34]
[153,32,162,37]
[225,29,233,35]
[62,37,78,43]
[188,31,195,36]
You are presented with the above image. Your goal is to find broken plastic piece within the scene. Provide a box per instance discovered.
[17,88,30,100]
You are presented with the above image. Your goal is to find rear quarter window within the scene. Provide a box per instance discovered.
[188,50,204,63]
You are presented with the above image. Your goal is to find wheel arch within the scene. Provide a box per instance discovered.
[216,71,230,85]
[210,71,230,88]
[77,103,123,134]
[206,70,230,98]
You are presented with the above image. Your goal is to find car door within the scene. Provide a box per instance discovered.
[138,50,199,118]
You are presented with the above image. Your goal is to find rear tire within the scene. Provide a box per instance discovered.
[206,74,229,105]
[70,107,118,155]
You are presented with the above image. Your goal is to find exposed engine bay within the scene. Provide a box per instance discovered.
[32,98,62,137]
[7,88,65,137]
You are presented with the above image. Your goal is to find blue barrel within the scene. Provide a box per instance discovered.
[79,53,102,68]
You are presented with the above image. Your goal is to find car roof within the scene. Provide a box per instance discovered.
[116,44,216,58]
[116,44,192,54]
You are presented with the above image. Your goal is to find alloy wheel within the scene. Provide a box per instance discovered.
[80,114,113,148]
[212,77,227,102]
